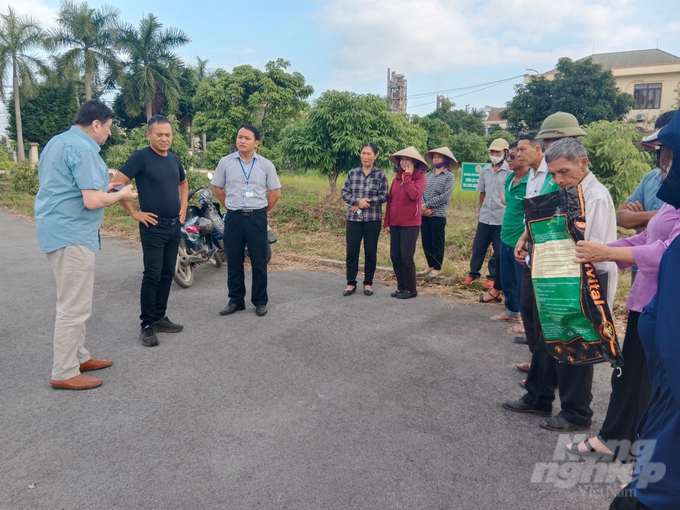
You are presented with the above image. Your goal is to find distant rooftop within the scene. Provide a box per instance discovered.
[541,49,680,75]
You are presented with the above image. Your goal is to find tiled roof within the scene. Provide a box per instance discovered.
[586,49,680,68]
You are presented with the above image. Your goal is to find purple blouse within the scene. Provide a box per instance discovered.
[610,203,680,312]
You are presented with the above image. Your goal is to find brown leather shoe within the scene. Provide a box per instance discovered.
[79,358,113,372]
[51,374,102,390]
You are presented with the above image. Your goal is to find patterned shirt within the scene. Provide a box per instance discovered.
[341,166,388,222]
[422,169,456,218]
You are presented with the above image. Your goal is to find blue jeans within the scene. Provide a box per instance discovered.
[499,241,522,317]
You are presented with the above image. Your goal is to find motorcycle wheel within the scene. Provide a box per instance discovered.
[208,251,222,268]
[174,239,194,288]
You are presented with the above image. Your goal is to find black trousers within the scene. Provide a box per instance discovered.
[390,225,420,293]
[599,311,652,462]
[468,222,501,280]
[421,216,446,270]
[520,264,540,353]
[345,220,381,286]
[224,208,268,306]
[609,485,652,510]
[520,271,610,427]
[139,221,181,327]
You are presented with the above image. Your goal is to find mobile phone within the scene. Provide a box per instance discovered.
[108,184,126,193]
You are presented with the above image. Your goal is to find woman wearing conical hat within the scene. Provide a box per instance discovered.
[383,146,428,299]
[421,147,458,277]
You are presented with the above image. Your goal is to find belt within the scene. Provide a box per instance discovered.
[230,208,266,216]
[156,217,179,226]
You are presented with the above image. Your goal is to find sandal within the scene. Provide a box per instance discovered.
[478,290,502,303]
[516,362,531,373]
[508,324,525,334]
[565,438,615,461]
[490,313,521,322]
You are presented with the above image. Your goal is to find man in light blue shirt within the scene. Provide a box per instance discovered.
[35,100,137,391]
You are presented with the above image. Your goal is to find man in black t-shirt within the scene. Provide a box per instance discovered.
[111,115,189,347]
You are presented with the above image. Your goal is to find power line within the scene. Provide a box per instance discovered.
[406,74,525,99]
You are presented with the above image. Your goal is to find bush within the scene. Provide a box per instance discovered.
[582,121,654,206]
[0,144,13,170]
[450,132,488,164]
[10,161,39,194]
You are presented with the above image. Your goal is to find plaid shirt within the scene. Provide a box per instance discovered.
[422,169,455,218]
[341,166,388,222]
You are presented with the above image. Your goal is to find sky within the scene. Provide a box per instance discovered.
[2,0,680,130]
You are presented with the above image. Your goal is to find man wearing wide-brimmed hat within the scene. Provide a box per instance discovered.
[461,138,509,291]
[384,146,428,299]
[421,147,458,277]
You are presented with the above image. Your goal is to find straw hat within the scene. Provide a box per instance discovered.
[424,147,459,170]
[388,146,428,172]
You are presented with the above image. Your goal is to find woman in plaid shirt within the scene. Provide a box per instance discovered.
[340,143,388,296]
[421,147,458,277]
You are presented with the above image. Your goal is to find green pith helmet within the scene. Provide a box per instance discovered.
[536,112,587,139]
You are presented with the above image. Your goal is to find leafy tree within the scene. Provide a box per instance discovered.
[193,59,313,145]
[117,13,190,120]
[450,132,488,165]
[7,80,79,148]
[426,98,486,136]
[484,130,515,147]
[0,7,45,162]
[411,116,453,149]
[105,115,195,169]
[45,1,121,101]
[502,58,634,133]
[279,91,427,194]
[582,120,653,206]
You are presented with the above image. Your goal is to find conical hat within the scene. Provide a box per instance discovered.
[388,146,428,172]
[424,146,459,170]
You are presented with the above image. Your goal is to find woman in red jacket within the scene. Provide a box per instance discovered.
[384,146,428,299]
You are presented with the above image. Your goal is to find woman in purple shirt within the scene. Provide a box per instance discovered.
[567,141,680,462]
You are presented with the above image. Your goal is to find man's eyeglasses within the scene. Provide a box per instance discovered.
[507,154,516,161]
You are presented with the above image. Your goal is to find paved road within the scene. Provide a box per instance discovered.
[0,210,626,509]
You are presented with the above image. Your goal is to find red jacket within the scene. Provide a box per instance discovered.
[383,169,427,227]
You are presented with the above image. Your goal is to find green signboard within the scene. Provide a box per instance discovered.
[460,162,486,191]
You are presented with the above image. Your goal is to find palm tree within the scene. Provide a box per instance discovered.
[0,7,45,162]
[118,13,190,121]
[46,1,122,101]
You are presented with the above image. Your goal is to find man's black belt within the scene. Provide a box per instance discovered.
[230,208,266,216]
[156,217,179,226]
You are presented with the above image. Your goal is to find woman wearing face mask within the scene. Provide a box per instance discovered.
[420,147,458,277]
[384,146,428,299]
[567,115,680,465]
[341,142,388,296]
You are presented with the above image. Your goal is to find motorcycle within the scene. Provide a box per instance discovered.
[174,174,277,288]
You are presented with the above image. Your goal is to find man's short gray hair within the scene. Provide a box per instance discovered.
[544,137,588,165]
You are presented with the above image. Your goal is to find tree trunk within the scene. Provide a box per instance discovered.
[13,75,25,163]
[146,100,153,121]
[325,167,340,202]
[84,73,92,101]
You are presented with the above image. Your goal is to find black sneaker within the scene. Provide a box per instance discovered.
[154,316,184,333]
[140,325,159,347]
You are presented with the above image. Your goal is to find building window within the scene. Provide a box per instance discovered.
[634,83,662,109]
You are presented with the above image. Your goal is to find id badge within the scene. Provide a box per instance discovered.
[242,186,254,198]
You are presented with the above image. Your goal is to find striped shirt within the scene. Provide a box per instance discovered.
[341,166,388,222]
[422,169,456,218]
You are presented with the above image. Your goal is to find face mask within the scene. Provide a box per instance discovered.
[434,161,448,169]
[489,155,504,165]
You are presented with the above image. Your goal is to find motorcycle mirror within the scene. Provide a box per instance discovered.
[206,172,214,180]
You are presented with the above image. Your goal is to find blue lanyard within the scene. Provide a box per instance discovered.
[238,157,255,184]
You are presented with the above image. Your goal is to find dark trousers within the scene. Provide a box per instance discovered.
[520,264,540,353]
[346,220,381,286]
[499,241,522,313]
[519,270,610,427]
[469,222,501,280]
[390,225,420,293]
[139,221,181,327]
[599,312,651,462]
[609,485,652,510]
[421,216,446,270]
[224,209,268,306]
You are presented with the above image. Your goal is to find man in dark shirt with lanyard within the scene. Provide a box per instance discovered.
[112,115,189,347]
[211,125,281,317]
